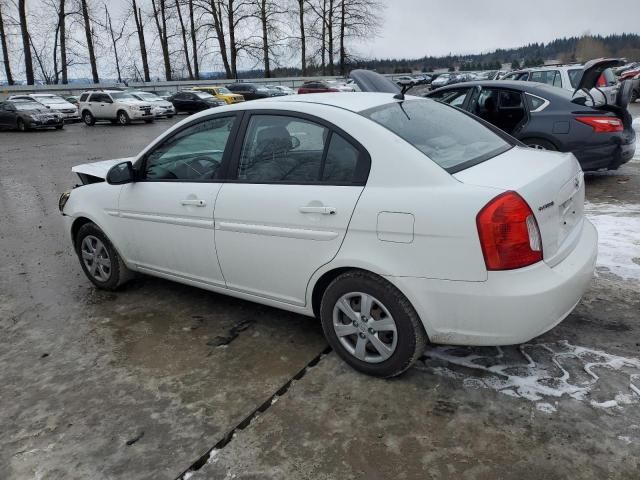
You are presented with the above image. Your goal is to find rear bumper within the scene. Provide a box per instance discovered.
[388,220,598,346]
[573,129,636,171]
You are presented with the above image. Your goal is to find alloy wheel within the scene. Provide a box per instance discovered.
[81,235,112,282]
[332,292,398,364]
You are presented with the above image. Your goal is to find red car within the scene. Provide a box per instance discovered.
[297,81,340,94]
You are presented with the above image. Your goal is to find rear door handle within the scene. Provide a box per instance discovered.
[299,206,336,215]
[181,199,206,207]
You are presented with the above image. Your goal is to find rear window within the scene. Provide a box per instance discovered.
[361,99,511,173]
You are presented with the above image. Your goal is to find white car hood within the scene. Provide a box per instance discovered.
[72,157,135,179]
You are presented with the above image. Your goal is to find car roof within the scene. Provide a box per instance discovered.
[260,92,402,112]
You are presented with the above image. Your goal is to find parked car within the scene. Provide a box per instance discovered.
[190,86,245,104]
[426,59,636,171]
[327,80,356,92]
[226,83,284,100]
[269,85,296,95]
[148,90,174,100]
[66,95,80,105]
[502,63,620,106]
[130,91,176,118]
[78,90,155,126]
[0,100,64,131]
[297,81,340,94]
[168,91,226,113]
[9,93,79,122]
[395,76,416,87]
[60,70,597,378]
[613,62,640,76]
[430,73,456,89]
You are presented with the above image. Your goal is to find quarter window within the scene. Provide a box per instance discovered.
[322,134,360,182]
[145,116,236,181]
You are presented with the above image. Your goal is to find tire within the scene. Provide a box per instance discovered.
[631,89,638,104]
[17,119,27,132]
[75,223,134,290]
[144,118,154,124]
[117,110,130,125]
[55,125,63,130]
[167,115,174,119]
[319,270,427,378]
[523,138,557,151]
[83,111,96,126]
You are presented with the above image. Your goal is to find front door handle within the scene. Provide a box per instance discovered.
[181,199,206,207]
[299,205,336,215]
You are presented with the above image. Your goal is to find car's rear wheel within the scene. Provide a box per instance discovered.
[144,118,154,124]
[55,125,63,130]
[117,110,130,125]
[523,138,557,151]
[75,223,133,290]
[17,119,27,132]
[83,111,95,126]
[631,89,638,103]
[320,270,427,378]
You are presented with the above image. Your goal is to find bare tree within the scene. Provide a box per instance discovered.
[59,0,68,83]
[296,0,305,75]
[200,0,232,78]
[175,0,193,79]
[104,3,126,83]
[18,0,35,84]
[188,0,199,78]
[338,0,383,75]
[151,0,172,80]
[251,0,285,78]
[0,0,14,85]
[79,0,99,83]
[132,0,150,82]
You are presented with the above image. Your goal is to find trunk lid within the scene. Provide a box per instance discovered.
[573,58,624,94]
[454,146,584,267]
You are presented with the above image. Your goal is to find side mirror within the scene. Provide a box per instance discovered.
[106,161,135,185]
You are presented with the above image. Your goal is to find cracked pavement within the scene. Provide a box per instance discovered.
[1,104,639,479]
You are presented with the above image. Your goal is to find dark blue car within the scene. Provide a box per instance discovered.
[425,60,636,171]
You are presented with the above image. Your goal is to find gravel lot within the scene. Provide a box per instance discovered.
[1,104,639,480]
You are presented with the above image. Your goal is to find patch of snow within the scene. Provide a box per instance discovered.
[423,341,640,412]
[536,402,557,413]
[633,117,640,163]
[584,202,640,281]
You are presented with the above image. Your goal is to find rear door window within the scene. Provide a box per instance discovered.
[362,99,511,173]
[530,70,562,88]
[568,69,582,88]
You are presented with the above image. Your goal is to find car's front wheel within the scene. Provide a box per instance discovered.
[320,270,427,378]
[117,110,130,125]
[17,119,27,132]
[75,222,133,290]
[83,111,96,126]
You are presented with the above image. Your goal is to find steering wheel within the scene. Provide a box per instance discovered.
[177,155,220,179]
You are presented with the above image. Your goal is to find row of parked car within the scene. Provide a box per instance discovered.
[0,79,362,130]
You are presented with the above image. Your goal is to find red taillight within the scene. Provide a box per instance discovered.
[327,88,340,92]
[597,73,606,87]
[476,191,543,271]
[575,116,623,133]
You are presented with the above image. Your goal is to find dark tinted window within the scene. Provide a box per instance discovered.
[362,99,510,172]
[238,115,328,183]
[145,117,236,180]
[568,69,582,88]
[322,134,360,182]
[498,90,523,108]
[80,93,89,102]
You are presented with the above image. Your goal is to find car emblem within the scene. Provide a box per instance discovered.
[538,201,554,212]
[574,177,580,189]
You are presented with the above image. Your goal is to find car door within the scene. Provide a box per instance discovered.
[116,114,240,286]
[214,112,370,306]
[89,93,108,118]
[0,102,13,127]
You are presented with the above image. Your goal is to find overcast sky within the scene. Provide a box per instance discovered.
[356,0,640,59]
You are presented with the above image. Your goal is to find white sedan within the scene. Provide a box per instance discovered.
[59,81,597,377]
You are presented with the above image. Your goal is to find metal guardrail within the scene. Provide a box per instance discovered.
[0,75,356,97]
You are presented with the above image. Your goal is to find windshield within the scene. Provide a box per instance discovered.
[111,92,135,100]
[13,102,41,111]
[217,87,231,94]
[136,92,159,100]
[194,92,214,99]
[361,99,511,173]
[36,96,65,104]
